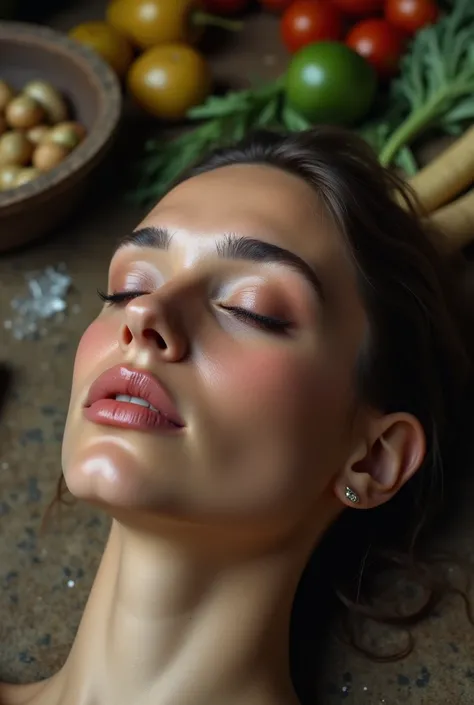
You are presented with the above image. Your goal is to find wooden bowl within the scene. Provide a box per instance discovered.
[0,21,122,252]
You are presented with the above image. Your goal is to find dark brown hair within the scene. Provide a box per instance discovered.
[45,127,474,689]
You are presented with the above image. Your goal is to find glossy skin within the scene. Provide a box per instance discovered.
[1,164,425,705]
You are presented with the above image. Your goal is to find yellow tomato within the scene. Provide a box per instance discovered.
[69,21,134,78]
[106,0,203,50]
[127,43,212,120]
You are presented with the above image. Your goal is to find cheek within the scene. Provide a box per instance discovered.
[72,316,118,393]
[201,342,342,424]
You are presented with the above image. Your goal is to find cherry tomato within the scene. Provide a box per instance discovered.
[202,0,251,14]
[330,0,384,16]
[281,0,343,54]
[346,19,404,79]
[259,0,293,12]
[127,43,212,120]
[285,41,377,125]
[385,0,439,34]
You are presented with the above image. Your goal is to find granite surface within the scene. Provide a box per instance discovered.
[1,2,474,704]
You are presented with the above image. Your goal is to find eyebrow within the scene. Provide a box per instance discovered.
[118,226,325,301]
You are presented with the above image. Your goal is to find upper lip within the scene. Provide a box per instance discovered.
[84,364,185,427]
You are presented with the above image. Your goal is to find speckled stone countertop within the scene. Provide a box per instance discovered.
[1,2,474,704]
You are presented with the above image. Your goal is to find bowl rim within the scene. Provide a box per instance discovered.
[0,21,122,213]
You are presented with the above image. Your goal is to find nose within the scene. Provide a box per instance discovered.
[120,292,189,362]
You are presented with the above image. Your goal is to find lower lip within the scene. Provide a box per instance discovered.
[84,400,181,432]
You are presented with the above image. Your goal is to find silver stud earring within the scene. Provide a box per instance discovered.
[345,486,360,504]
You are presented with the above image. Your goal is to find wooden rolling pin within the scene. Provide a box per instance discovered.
[403,127,474,252]
[408,125,474,215]
[428,190,474,253]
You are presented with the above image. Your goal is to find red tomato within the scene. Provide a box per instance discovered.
[385,0,439,34]
[330,0,384,16]
[346,18,404,78]
[259,0,293,12]
[281,0,343,53]
[202,0,251,14]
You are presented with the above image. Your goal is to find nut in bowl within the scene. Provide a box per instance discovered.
[0,79,87,185]
[0,22,122,253]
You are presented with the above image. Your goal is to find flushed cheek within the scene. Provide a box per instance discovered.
[71,316,119,394]
[198,343,348,517]
[203,344,339,425]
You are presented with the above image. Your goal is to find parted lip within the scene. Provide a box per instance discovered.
[84,364,185,427]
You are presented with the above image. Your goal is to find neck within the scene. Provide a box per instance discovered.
[42,517,314,705]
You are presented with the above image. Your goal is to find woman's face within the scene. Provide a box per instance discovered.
[62,164,367,539]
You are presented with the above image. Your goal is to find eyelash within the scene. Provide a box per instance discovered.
[97,290,291,334]
[219,306,290,333]
[98,289,145,305]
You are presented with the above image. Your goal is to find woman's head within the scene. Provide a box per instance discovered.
[61,127,470,552]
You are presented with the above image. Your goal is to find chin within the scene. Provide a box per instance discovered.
[61,417,177,512]
[63,460,184,517]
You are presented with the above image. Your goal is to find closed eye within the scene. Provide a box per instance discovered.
[98,291,291,334]
[97,290,149,305]
[220,306,291,333]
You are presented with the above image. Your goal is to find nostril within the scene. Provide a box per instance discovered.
[122,327,133,345]
[143,328,167,350]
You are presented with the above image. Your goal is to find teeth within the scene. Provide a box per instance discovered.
[115,394,159,412]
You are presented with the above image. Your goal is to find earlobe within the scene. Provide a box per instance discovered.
[335,413,426,510]
[334,439,370,509]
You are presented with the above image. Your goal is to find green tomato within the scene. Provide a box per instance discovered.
[285,41,377,126]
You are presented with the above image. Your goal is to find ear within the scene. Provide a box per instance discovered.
[334,413,426,509]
